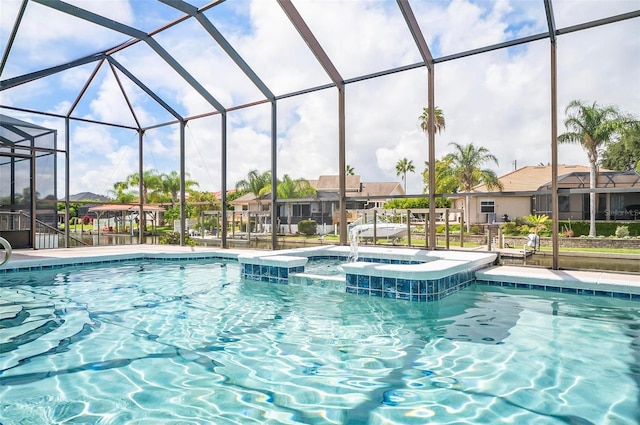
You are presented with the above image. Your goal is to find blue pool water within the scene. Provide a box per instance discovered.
[0,260,638,424]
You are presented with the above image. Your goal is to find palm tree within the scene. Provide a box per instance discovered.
[419,106,446,136]
[345,164,355,176]
[161,171,199,206]
[276,174,316,234]
[559,100,626,236]
[236,169,271,231]
[395,158,415,192]
[446,142,503,232]
[111,181,135,203]
[125,169,163,204]
[422,156,458,195]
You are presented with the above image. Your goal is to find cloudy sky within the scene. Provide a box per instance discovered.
[1,0,639,198]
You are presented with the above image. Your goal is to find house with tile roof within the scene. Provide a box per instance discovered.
[230,175,404,233]
[454,165,640,224]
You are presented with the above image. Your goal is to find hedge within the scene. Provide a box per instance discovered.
[298,219,317,236]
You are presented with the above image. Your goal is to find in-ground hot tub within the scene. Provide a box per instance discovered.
[238,246,497,302]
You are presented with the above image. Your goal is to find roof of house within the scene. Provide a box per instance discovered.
[538,170,640,189]
[472,165,592,192]
[312,175,362,191]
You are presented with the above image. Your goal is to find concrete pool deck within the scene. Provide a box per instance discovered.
[2,245,640,297]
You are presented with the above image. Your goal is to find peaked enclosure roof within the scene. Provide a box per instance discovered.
[0,0,639,256]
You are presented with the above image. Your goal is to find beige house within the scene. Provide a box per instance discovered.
[454,165,640,225]
[454,165,591,224]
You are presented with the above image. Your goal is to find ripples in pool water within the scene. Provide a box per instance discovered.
[0,260,638,424]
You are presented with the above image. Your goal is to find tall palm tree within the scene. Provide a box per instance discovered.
[422,156,458,195]
[236,169,271,231]
[125,169,163,204]
[111,181,135,203]
[419,107,446,136]
[276,174,316,234]
[446,142,503,231]
[161,171,199,206]
[559,100,625,236]
[345,164,355,176]
[395,158,415,192]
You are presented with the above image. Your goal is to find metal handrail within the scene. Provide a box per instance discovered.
[1,211,89,248]
[0,236,11,266]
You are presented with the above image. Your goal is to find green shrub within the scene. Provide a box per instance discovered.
[435,224,460,234]
[501,222,519,235]
[159,232,196,246]
[557,221,640,237]
[469,225,484,235]
[615,225,630,238]
[298,219,317,236]
[383,197,452,209]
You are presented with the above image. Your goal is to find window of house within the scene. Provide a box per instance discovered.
[559,195,570,213]
[480,200,495,213]
[292,204,310,217]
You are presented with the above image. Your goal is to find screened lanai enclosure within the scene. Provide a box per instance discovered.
[0,114,60,248]
[1,0,639,269]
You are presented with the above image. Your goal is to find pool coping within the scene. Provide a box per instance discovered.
[2,245,640,299]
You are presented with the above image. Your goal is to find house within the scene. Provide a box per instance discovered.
[230,175,405,233]
[455,165,640,224]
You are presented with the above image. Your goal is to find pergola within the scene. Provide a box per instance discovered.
[1,0,639,269]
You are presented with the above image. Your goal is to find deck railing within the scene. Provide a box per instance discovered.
[0,211,89,249]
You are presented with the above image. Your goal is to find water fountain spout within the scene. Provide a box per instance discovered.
[348,227,359,262]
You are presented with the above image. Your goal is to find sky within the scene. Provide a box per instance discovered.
[1,0,639,199]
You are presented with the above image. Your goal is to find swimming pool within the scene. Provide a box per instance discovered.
[1,259,638,424]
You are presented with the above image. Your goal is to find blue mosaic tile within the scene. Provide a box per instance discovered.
[632,294,640,301]
[397,279,411,293]
[383,278,396,292]
[561,287,578,294]
[371,290,382,297]
[346,286,357,294]
[346,274,357,286]
[371,276,382,290]
[383,291,396,299]
[546,286,561,292]
[397,292,410,301]
[357,275,370,288]
[410,280,420,294]
[357,288,370,295]
[612,292,630,299]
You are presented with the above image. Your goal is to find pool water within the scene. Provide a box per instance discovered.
[1,260,638,424]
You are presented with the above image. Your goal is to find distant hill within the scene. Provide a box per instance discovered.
[66,192,111,202]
